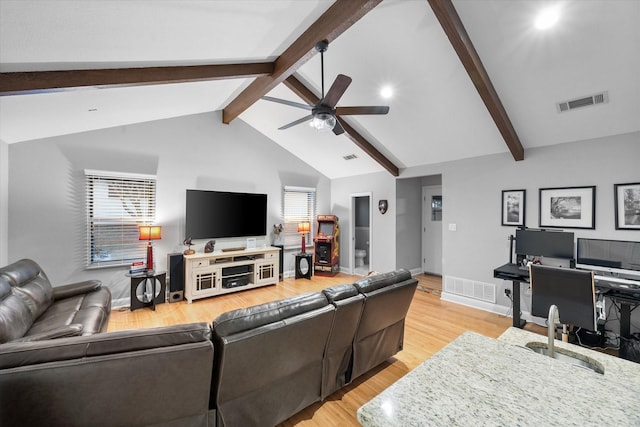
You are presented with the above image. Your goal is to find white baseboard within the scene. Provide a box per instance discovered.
[409,268,423,277]
[111,297,129,309]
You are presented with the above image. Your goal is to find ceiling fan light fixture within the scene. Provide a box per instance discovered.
[309,113,336,132]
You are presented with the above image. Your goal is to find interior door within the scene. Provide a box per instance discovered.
[422,186,442,275]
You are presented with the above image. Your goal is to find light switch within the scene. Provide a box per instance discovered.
[448,223,457,231]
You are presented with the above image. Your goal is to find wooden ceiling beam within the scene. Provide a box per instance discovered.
[427,0,524,161]
[0,63,274,95]
[284,75,399,177]
[222,0,382,125]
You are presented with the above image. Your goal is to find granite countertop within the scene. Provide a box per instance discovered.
[498,327,640,388]
[357,329,640,426]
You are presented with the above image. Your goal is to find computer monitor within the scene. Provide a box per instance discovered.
[515,228,574,259]
[530,264,597,331]
[576,238,640,279]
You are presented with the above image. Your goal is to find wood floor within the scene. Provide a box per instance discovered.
[108,273,514,426]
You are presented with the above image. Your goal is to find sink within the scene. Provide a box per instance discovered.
[525,342,605,374]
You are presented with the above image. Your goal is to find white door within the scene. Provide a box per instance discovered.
[422,186,442,275]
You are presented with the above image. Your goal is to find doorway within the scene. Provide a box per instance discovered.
[351,193,372,276]
[422,186,442,276]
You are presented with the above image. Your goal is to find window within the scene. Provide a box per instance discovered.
[283,186,316,249]
[85,170,156,268]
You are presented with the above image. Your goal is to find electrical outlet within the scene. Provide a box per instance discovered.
[504,289,511,297]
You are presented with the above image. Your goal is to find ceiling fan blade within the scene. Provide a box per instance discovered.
[322,74,352,108]
[335,106,390,115]
[332,120,345,136]
[278,114,313,130]
[261,96,312,110]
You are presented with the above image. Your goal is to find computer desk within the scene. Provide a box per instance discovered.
[493,263,640,339]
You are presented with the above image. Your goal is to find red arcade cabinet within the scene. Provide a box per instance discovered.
[313,215,340,276]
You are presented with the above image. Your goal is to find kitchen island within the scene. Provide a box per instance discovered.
[357,328,640,426]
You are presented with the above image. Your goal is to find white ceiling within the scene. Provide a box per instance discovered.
[1,0,639,179]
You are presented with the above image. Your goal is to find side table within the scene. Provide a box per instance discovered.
[294,253,313,280]
[127,270,166,311]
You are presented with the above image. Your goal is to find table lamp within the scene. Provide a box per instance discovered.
[139,225,162,271]
[297,222,310,253]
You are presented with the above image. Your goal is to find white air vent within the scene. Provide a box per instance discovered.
[343,154,358,160]
[557,91,609,113]
[444,276,496,303]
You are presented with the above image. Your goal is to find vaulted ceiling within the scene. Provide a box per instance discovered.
[1,0,638,179]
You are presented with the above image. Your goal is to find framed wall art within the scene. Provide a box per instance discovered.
[539,186,595,229]
[614,182,640,230]
[501,189,526,226]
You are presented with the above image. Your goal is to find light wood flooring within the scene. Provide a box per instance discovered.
[108,273,515,426]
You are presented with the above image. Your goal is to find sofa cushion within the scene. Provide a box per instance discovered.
[0,259,54,320]
[0,276,34,344]
[213,291,329,337]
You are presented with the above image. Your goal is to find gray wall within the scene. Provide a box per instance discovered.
[7,111,330,305]
[395,177,422,271]
[330,132,640,333]
[404,131,640,330]
[331,172,397,273]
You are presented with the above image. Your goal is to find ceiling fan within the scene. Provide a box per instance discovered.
[261,40,389,136]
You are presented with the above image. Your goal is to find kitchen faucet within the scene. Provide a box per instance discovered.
[548,304,560,358]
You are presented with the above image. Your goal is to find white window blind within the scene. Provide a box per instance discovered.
[85,170,156,268]
[283,186,316,249]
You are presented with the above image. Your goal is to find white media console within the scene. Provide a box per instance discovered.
[183,246,281,303]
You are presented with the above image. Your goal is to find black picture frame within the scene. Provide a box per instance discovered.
[539,186,596,229]
[614,182,640,230]
[501,189,526,226]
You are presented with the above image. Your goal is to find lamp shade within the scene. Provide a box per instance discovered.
[139,225,162,241]
[297,222,311,234]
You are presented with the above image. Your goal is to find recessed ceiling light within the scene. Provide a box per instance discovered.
[380,85,393,99]
[534,5,560,30]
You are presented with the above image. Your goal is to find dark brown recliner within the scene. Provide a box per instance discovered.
[211,292,335,427]
[321,283,364,399]
[0,259,111,343]
[350,269,418,380]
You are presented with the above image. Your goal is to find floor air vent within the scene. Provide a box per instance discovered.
[557,91,608,113]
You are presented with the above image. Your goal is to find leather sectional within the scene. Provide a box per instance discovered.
[0,259,417,427]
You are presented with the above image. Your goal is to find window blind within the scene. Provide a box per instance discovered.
[85,170,156,268]
[283,186,316,249]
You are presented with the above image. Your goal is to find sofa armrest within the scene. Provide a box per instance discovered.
[13,324,84,342]
[52,280,102,300]
[0,322,211,369]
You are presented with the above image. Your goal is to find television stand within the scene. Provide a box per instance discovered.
[183,246,281,303]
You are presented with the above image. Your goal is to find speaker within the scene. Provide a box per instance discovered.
[167,253,184,303]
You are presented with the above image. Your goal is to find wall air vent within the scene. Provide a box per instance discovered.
[556,91,609,113]
[343,154,358,160]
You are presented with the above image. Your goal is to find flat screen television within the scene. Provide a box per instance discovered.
[185,189,267,239]
[530,265,597,331]
[576,238,640,279]
[515,228,574,259]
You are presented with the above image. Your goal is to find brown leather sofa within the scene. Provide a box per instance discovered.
[0,262,416,427]
[0,259,111,343]
[211,269,418,427]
